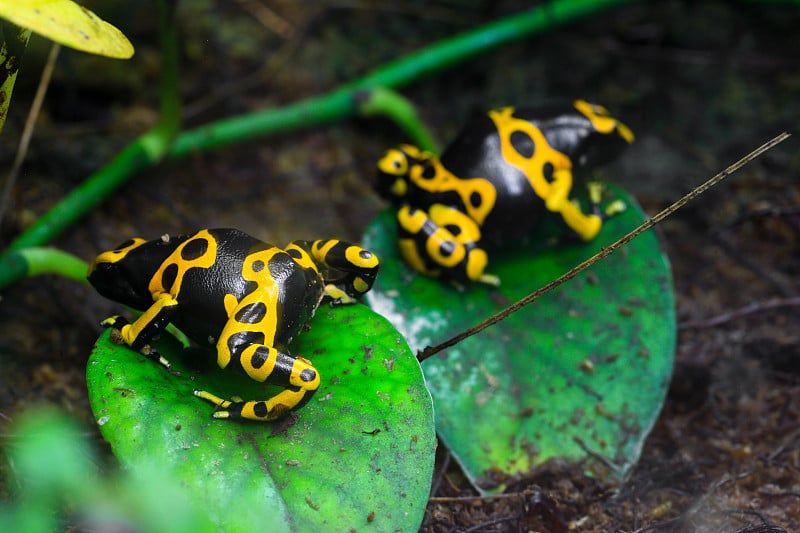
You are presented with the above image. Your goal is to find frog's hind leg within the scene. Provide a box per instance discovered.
[396,204,499,286]
[193,384,314,421]
[193,342,320,421]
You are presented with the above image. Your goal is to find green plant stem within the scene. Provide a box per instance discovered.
[0,0,636,289]
[0,245,193,345]
[143,0,181,158]
[6,142,152,255]
[356,87,439,153]
[0,247,88,288]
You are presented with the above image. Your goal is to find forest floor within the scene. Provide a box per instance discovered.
[1,1,798,531]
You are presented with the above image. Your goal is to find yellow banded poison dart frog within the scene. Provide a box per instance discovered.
[375,99,634,286]
[87,228,380,422]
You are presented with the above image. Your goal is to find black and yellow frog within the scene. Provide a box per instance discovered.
[87,228,380,422]
[375,99,634,285]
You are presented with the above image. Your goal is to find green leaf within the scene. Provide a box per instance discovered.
[362,186,675,492]
[0,0,134,59]
[87,304,435,532]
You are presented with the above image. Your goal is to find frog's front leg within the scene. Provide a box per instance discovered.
[286,239,380,304]
[587,181,626,220]
[101,293,179,370]
[396,204,499,286]
[541,169,599,241]
[550,178,626,241]
[194,339,320,421]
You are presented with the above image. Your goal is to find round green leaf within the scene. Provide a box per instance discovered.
[0,0,134,59]
[87,304,435,532]
[362,186,675,492]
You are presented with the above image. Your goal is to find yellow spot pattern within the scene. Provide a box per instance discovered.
[397,204,490,282]
[408,157,497,226]
[215,247,283,378]
[488,106,572,202]
[489,107,601,241]
[148,229,218,296]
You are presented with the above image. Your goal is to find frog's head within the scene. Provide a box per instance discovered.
[570,99,634,168]
[87,236,169,310]
[375,144,431,203]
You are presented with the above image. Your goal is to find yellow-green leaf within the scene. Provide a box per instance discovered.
[0,24,31,134]
[0,0,133,59]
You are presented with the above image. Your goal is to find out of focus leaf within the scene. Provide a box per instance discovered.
[0,0,133,58]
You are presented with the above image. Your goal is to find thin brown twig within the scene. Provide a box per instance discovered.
[429,490,532,503]
[417,132,791,363]
[714,232,796,297]
[429,448,452,497]
[680,297,800,329]
[766,426,800,462]
[573,436,621,475]
[0,43,61,228]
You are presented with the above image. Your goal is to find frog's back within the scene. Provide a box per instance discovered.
[172,229,322,348]
[439,112,547,244]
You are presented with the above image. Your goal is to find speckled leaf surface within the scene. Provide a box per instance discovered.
[362,186,675,492]
[87,305,435,532]
[0,0,134,58]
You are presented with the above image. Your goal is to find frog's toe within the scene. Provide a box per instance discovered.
[100,315,128,329]
[603,199,626,218]
[478,273,501,287]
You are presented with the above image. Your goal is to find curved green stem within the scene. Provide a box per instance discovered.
[356,88,439,153]
[0,246,193,346]
[144,0,181,158]
[169,86,441,155]
[0,247,88,288]
[6,141,153,254]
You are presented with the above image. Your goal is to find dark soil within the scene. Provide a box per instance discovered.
[1,1,799,531]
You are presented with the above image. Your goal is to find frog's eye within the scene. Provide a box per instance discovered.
[93,237,147,266]
[409,159,437,182]
[377,149,408,177]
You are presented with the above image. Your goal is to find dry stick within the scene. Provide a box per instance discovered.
[0,43,61,228]
[429,490,535,502]
[417,132,792,363]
